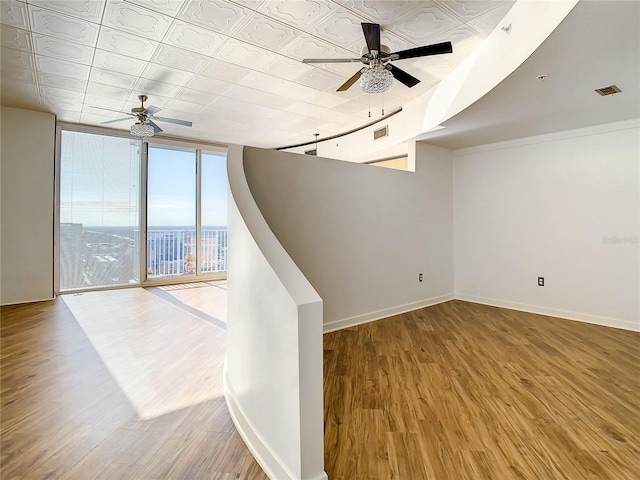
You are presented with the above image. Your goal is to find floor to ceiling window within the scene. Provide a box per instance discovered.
[57,126,227,292]
[58,130,141,291]
[146,145,197,279]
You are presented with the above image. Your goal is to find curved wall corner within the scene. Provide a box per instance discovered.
[224,145,327,480]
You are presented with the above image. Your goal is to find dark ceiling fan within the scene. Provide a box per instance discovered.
[91,95,192,136]
[303,23,453,92]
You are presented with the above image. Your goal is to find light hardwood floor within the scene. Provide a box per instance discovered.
[2,288,639,479]
[323,300,640,480]
[1,282,267,480]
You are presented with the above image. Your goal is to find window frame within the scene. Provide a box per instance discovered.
[55,122,228,293]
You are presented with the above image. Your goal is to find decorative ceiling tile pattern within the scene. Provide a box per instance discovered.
[0,0,514,148]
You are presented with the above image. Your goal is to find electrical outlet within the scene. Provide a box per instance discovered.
[538,277,544,287]
[419,273,423,282]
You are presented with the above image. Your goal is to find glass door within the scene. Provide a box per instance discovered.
[146,145,197,280]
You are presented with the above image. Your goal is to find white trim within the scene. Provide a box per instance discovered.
[1,296,54,307]
[454,118,640,156]
[224,363,301,480]
[455,293,640,332]
[323,294,454,333]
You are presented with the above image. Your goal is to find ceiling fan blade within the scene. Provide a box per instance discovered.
[337,68,365,92]
[362,23,381,56]
[91,105,134,115]
[390,42,453,61]
[100,117,133,125]
[386,64,420,88]
[302,58,362,63]
[143,105,161,115]
[153,116,193,127]
[147,120,163,133]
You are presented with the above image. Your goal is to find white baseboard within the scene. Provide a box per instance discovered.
[323,294,454,333]
[455,293,640,332]
[1,296,54,307]
[223,360,329,480]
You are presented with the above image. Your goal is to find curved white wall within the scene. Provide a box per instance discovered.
[243,143,454,331]
[225,146,326,480]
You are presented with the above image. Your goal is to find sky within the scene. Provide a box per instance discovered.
[60,130,228,228]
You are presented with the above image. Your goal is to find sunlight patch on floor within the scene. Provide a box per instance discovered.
[62,287,226,420]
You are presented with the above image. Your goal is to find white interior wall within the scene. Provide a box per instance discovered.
[243,143,454,332]
[453,120,640,331]
[1,107,55,305]
[226,146,326,480]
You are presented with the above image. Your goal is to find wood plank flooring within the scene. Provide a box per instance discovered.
[323,300,640,480]
[1,282,267,480]
[3,286,639,479]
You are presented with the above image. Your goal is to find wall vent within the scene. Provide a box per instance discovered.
[304,148,317,155]
[595,85,621,96]
[373,125,388,140]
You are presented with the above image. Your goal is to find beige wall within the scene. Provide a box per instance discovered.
[244,143,454,331]
[1,107,56,304]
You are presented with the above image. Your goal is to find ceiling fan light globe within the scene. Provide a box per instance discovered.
[131,122,155,137]
[360,65,393,93]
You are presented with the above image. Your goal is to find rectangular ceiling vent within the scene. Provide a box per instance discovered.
[373,125,388,140]
[595,85,621,96]
[304,148,317,155]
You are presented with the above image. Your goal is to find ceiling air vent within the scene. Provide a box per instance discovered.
[305,148,317,155]
[373,125,388,140]
[595,85,621,96]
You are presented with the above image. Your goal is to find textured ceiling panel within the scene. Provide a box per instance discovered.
[280,33,356,61]
[296,68,344,91]
[259,0,334,29]
[187,74,234,95]
[313,6,369,51]
[391,3,461,43]
[0,0,514,147]
[36,55,90,79]
[0,0,30,29]
[125,0,186,17]
[86,82,132,100]
[198,59,251,83]
[89,67,137,88]
[28,7,100,45]
[236,12,300,51]
[37,72,87,91]
[103,0,172,41]
[97,26,159,60]
[1,25,32,51]
[163,20,227,56]
[342,0,424,26]
[151,43,211,72]
[4,67,37,84]
[141,63,194,86]
[31,33,94,63]
[214,37,272,69]
[27,0,106,23]
[436,0,508,20]
[467,2,515,37]
[178,0,253,34]
[93,49,148,75]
